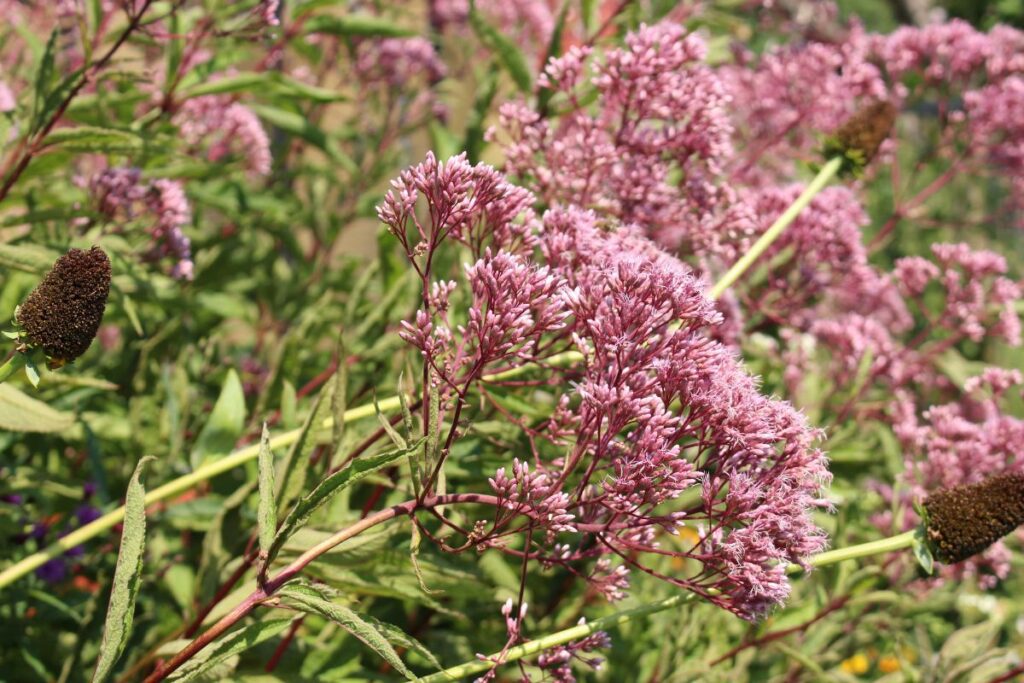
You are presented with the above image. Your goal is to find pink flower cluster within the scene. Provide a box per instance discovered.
[381,152,831,620]
[88,167,194,280]
[499,22,741,252]
[355,37,447,88]
[173,95,272,177]
[790,242,1021,401]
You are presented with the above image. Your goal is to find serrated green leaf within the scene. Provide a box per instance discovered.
[257,423,277,567]
[0,384,75,432]
[268,442,418,562]
[366,615,444,672]
[469,4,533,93]
[167,617,294,682]
[303,14,415,38]
[92,456,155,683]
[279,585,414,680]
[190,369,246,468]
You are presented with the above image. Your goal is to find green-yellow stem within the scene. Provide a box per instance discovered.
[415,529,918,681]
[708,157,843,301]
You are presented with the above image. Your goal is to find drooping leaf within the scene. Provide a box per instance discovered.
[166,617,294,682]
[92,456,156,683]
[279,584,414,680]
[0,384,76,432]
[366,615,444,671]
[190,369,246,468]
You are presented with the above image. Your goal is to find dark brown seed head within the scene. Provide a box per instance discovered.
[824,100,898,175]
[924,472,1024,564]
[15,246,111,364]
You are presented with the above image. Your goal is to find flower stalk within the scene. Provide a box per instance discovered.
[709,156,843,301]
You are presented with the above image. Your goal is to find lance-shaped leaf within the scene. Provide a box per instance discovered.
[190,369,246,468]
[256,423,277,573]
[468,2,533,93]
[279,584,414,680]
[275,376,335,512]
[268,442,419,563]
[92,456,156,683]
[166,617,294,682]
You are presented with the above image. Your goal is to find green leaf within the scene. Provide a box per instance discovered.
[469,4,533,93]
[92,456,156,683]
[269,442,418,562]
[366,615,444,671]
[167,617,294,682]
[912,527,934,575]
[24,358,40,388]
[374,393,407,450]
[180,71,345,103]
[279,585,415,680]
[281,380,298,429]
[190,369,246,468]
[330,337,348,457]
[257,423,277,570]
[42,126,142,153]
[31,30,59,128]
[303,14,415,38]
[249,104,356,174]
[275,378,333,512]
[463,63,500,163]
[0,384,76,432]
[536,2,570,115]
[0,242,61,272]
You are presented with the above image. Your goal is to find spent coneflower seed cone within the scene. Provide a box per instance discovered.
[824,100,898,176]
[15,246,111,365]
[924,472,1024,564]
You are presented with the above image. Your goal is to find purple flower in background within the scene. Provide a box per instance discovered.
[174,94,272,177]
[35,558,68,584]
[88,167,195,280]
